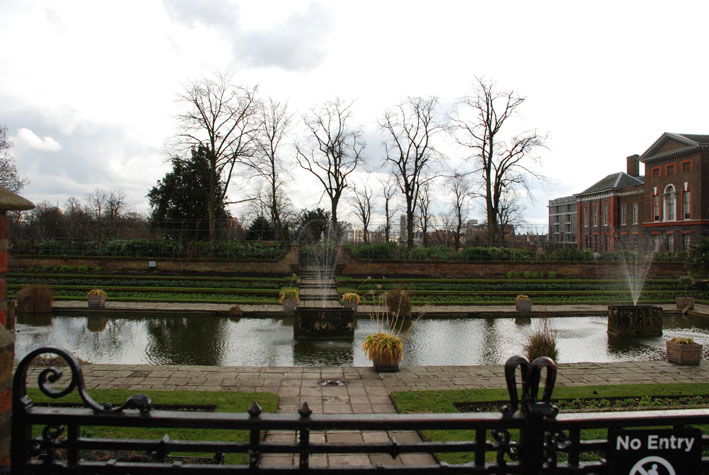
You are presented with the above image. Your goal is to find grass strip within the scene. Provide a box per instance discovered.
[391,383,709,464]
[27,387,278,464]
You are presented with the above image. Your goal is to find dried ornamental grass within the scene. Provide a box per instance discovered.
[524,319,559,362]
[363,332,403,362]
[16,285,53,314]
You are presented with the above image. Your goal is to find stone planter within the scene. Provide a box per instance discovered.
[607,305,662,336]
[87,295,106,309]
[515,298,532,312]
[666,340,702,365]
[676,296,695,310]
[371,353,400,373]
[282,300,298,313]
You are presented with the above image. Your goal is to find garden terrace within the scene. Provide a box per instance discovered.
[336,277,709,306]
[8,272,295,304]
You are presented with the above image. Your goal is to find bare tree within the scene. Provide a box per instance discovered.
[247,98,291,239]
[175,74,258,241]
[450,79,544,243]
[84,188,128,239]
[351,183,373,243]
[0,125,27,192]
[381,97,441,248]
[417,182,433,248]
[379,177,397,243]
[447,173,473,251]
[296,99,364,227]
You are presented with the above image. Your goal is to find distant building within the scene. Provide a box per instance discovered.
[547,196,577,245]
[548,132,709,252]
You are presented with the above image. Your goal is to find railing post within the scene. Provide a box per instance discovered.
[503,355,558,473]
[519,412,546,473]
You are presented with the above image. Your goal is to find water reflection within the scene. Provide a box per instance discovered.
[13,315,709,367]
[146,317,227,365]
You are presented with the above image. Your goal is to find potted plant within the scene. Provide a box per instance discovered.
[676,276,695,310]
[341,292,361,311]
[279,287,299,312]
[87,289,107,309]
[515,294,532,312]
[666,336,702,365]
[363,332,403,372]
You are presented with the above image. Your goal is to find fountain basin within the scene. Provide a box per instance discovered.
[607,305,662,336]
[294,307,355,340]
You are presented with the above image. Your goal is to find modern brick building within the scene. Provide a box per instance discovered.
[548,196,577,245]
[549,132,708,252]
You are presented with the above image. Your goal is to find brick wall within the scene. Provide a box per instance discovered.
[0,211,13,468]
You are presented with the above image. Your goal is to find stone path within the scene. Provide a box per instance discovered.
[25,359,709,467]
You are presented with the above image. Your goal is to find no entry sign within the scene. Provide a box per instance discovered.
[608,428,701,474]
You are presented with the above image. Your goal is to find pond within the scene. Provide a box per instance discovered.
[13,314,709,367]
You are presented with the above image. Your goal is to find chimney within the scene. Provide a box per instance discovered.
[626,154,640,177]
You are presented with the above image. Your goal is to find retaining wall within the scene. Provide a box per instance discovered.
[9,245,300,275]
[339,251,686,279]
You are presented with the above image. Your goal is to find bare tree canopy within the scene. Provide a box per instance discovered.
[296,98,364,227]
[0,125,27,192]
[175,74,258,240]
[450,78,544,242]
[380,96,440,248]
[351,183,373,243]
[247,98,292,238]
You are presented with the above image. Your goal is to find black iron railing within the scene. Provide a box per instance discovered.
[11,347,709,473]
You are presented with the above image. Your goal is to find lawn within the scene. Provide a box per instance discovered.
[391,383,709,464]
[26,387,279,464]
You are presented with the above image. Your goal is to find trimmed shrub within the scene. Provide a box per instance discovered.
[16,285,53,314]
[547,247,594,261]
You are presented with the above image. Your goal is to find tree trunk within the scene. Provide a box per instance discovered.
[406,197,414,249]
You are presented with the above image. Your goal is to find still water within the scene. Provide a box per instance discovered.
[14,314,709,367]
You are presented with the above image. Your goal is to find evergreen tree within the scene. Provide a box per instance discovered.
[148,146,229,240]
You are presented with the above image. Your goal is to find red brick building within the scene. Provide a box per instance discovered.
[560,132,708,252]
[639,133,708,251]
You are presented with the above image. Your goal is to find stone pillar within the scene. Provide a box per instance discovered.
[0,187,34,470]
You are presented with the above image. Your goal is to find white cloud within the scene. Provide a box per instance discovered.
[16,128,62,152]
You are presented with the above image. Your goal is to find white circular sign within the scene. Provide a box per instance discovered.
[629,455,676,475]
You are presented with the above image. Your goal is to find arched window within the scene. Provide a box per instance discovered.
[663,184,676,221]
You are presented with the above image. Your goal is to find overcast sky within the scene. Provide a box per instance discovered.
[2,0,708,233]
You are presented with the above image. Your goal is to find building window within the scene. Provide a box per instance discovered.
[602,204,608,226]
[683,234,691,250]
[620,205,627,226]
[664,184,676,222]
[681,161,691,173]
[653,234,661,252]
[684,190,691,219]
[632,203,638,225]
[592,205,598,227]
[667,233,675,252]
[666,164,674,176]
[583,207,589,228]
[653,195,660,221]
[652,167,660,178]
[554,215,559,224]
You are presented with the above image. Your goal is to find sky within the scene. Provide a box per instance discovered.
[2,0,708,233]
